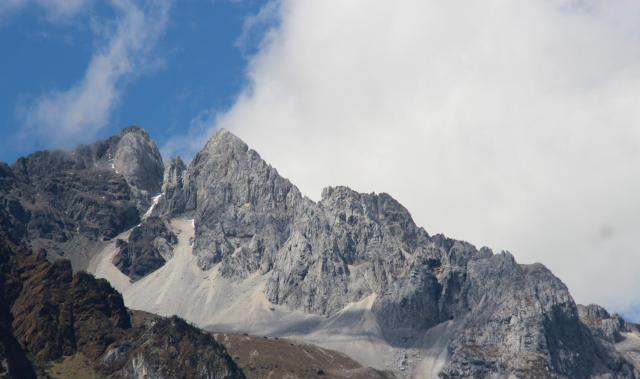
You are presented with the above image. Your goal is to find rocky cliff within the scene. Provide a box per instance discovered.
[3,126,640,379]
[0,228,245,379]
[151,128,640,379]
[0,126,163,269]
[112,216,177,281]
[157,129,306,273]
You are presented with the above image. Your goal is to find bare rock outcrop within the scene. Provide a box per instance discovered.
[160,129,307,271]
[159,156,187,216]
[0,126,164,269]
[578,304,631,343]
[112,216,177,281]
[113,126,164,211]
[156,128,640,379]
[3,126,639,379]
[0,228,245,379]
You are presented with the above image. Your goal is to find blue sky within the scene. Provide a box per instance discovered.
[0,0,269,163]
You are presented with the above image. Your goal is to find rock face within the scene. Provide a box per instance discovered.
[154,129,640,379]
[113,126,164,209]
[438,259,635,379]
[0,234,37,379]
[160,129,306,272]
[159,157,187,216]
[578,304,635,343]
[267,185,436,317]
[112,216,177,281]
[0,228,245,379]
[0,126,163,269]
[3,126,639,379]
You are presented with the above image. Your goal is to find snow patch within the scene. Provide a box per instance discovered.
[143,194,162,220]
[109,158,119,173]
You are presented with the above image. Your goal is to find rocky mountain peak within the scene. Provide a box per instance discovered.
[113,126,164,206]
[119,125,150,138]
[578,303,633,343]
[0,126,166,269]
[202,128,248,153]
[4,128,640,379]
[180,129,304,270]
[187,128,251,174]
[157,131,640,378]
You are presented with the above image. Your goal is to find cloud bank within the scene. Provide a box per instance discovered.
[189,0,640,317]
[22,0,171,146]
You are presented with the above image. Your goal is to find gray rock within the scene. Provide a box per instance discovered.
[161,129,306,271]
[578,304,630,343]
[158,156,187,216]
[113,126,165,211]
[157,128,639,379]
[0,126,164,269]
[0,231,246,379]
[112,216,177,281]
[4,126,639,379]
[439,258,636,378]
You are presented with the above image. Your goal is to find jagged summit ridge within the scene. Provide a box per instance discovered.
[4,126,638,379]
[147,129,640,378]
[119,124,151,137]
[113,125,164,205]
[202,127,248,151]
[175,128,305,270]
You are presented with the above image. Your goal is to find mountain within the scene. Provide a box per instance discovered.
[0,227,245,379]
[0,126,163,269]
[95,128,640,379]
[2,126,640,379]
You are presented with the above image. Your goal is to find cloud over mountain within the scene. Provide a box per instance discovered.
[188,0,640,318]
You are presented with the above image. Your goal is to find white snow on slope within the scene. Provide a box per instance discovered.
[89,218,449,378]
[142,194,162,220]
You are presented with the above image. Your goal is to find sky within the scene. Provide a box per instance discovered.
[1,0,640,321]
[0,0,266,158]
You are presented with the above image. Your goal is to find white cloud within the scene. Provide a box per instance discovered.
[0,0,90,22]
[235,0,280,54]
[36,0,90,20]
[193,0,640,317]
[161,109,220,161]
[23,0,171,146]
[0,0,27,21]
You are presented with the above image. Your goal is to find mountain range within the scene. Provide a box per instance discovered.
[1,126,639,379]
